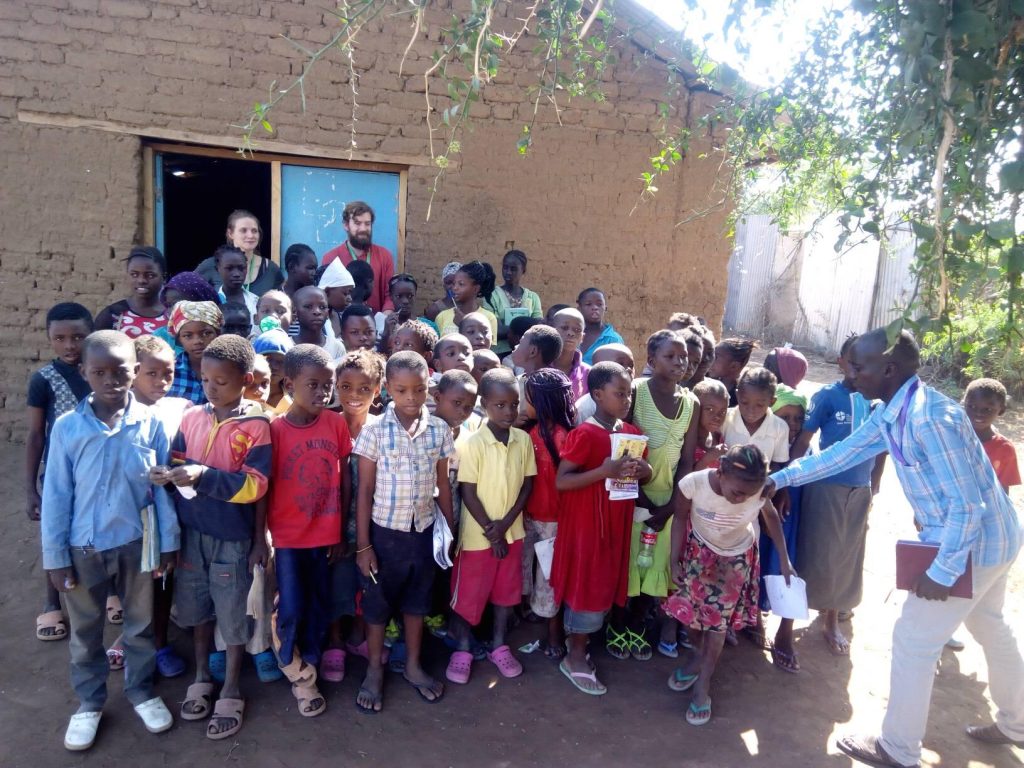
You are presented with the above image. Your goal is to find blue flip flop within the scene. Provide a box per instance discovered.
[667,668,699,692]
[686,698,712,726]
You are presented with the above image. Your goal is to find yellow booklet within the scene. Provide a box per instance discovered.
[605,433,649,500]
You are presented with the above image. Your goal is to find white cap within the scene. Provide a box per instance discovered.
[318,258,354,289]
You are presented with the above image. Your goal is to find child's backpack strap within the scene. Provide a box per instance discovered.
[38,363,80,418]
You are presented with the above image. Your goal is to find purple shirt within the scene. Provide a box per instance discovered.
[567,350,591,401]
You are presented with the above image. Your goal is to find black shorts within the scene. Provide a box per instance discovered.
[359,522,436,624]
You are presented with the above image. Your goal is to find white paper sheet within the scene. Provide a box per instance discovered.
[534,536,555,581]
[763,574,809,620]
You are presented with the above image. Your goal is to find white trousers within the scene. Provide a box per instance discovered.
[879,557,1024,765]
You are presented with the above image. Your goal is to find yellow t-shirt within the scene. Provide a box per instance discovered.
[456,425,537,551]
[436,306,498,341]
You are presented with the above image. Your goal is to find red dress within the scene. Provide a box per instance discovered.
[526,423,568,523]
[550,421,645,613]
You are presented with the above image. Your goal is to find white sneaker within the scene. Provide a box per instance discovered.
[134,696,173,733]
[64,711,102,751]
[946,635,966,651]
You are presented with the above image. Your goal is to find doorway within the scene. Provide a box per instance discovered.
[157,153,271,276]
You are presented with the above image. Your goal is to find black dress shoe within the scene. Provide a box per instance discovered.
[966,724,1024,747]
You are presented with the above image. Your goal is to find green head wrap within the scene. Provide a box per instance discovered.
[772,384,808,413]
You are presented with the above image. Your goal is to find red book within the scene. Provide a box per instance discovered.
[895,540,973,599]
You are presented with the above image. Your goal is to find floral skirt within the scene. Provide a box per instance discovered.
[664,530,760,634]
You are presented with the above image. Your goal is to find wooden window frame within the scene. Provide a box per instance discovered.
[142,141,408,269]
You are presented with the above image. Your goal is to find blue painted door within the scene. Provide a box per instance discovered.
[280,165,401,266]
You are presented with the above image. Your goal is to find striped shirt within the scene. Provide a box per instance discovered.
[772,375,1022,586]
[353,403,454,532]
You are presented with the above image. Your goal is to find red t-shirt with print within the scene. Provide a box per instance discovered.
[269,410,353,548]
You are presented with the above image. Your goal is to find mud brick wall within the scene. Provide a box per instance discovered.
[0,0,733,441]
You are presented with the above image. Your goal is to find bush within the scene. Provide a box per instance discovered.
[919,301,1024,398]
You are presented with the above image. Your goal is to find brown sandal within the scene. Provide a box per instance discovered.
[292,683,326,717]
[36,610,67,642]
[206,697,245,741]
[180,682,215,721]
[105,595,123,625]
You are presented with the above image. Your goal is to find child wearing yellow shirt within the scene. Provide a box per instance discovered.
[446,368,536,685]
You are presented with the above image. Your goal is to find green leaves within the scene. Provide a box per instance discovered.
[911,220,936,241]
[987,220,1016,242]
[999,161,1024,194]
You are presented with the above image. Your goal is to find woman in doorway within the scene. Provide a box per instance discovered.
[484,249,543,356]
[197,209,285,296]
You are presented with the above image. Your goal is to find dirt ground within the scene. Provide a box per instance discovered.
[1,355,1022,768]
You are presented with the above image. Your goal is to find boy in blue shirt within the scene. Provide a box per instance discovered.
[42,331,180,751]
[26,302,94,643]
[789,333,885,656]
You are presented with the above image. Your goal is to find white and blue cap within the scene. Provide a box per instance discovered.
[253,329,294,356]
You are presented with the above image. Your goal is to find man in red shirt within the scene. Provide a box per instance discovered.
[321,201,395,314]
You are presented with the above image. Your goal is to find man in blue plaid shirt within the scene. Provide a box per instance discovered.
[766,328,1023,768]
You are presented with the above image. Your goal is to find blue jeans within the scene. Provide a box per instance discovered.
[274,547,331,667]
[65,539,154,712]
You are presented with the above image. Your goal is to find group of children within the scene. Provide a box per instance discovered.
[26,240,1021,751]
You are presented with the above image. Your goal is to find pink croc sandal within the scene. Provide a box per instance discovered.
[320,648,346,683]
[445,651,473,684]
[487,644,523,679]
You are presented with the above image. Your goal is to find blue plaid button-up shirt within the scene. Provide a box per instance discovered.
[353,403,454,532]
[167,350,207,405]
[772,375,1021,586]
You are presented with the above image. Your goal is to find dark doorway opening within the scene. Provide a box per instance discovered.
[159,153,271,276]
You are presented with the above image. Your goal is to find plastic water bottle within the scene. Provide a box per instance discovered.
[259,316,281,333]
[636,526,657,572]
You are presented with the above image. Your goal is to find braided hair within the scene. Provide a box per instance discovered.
[458,260,496,302]
[719,444,768,483]
[525,369,577,468]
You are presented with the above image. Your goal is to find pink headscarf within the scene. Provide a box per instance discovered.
[773,347,808,388]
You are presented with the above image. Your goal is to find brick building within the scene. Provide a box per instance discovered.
[0,0,733,441]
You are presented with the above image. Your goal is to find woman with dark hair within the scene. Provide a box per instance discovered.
[196,209,285,297]
[484,250,543,355]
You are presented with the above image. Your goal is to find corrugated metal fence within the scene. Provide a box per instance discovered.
[725,215,918,356]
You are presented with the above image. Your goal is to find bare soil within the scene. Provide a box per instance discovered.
[0,358,1021,767]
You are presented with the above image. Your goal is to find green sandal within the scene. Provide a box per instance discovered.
[604,626,631,660]
[626,628,653,661]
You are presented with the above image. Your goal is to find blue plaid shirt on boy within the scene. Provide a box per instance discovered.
[352,403,454,532]
[167,350,206,405]
[772,375,1022,587]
